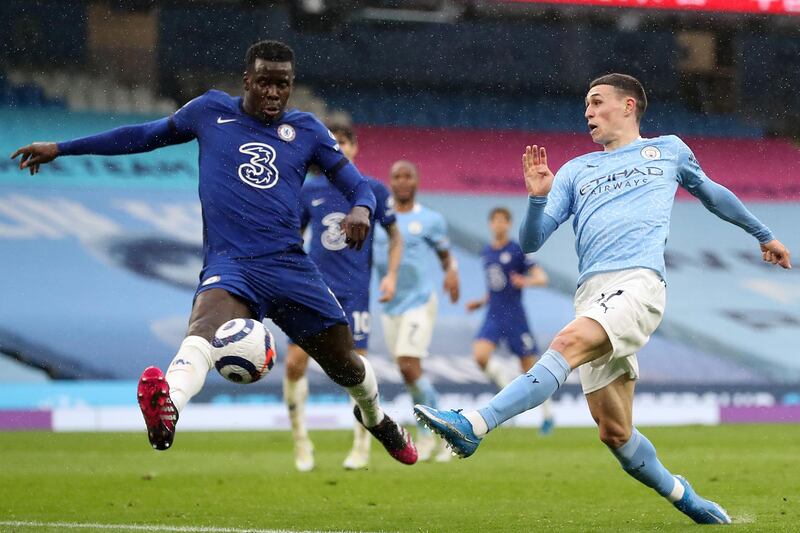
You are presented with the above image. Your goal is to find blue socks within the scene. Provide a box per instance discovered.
[408,376,439,435]
[612,428,678,499]
[478,349,571,432]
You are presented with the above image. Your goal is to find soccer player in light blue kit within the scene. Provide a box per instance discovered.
[416,73,792,524]
[375,160,460,462]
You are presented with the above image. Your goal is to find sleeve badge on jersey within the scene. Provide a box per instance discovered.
[640,146,661,160]
[277,124,296,142]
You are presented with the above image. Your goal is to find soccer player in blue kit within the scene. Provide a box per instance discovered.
[11,40,417,465]
[416,73,791,523]
[465,207,553,435]
[284,124,403,471]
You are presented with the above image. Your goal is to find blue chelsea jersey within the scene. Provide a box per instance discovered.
[482,241,535,315]
[300,175,396,298]
[170,90,365,264]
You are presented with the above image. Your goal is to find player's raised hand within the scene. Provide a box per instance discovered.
[342,205,371,251]
[378,271,397,303]
[522,145,554,197]
[761,239,792,269]
[10,142,59,176]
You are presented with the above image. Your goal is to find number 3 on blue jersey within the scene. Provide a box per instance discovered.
[321,212,347,251]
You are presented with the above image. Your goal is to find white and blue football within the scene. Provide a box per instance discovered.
[211,318,276,384]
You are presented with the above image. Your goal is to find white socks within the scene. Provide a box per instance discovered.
[667,476,686,503]
[345,355,385,427]
[165,336,214,413]
[464,411,489,437]
[284,375,309,441]
[483,358,510,389]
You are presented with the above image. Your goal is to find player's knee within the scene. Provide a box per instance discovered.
[598,420,632,449]
[285,348,308,381]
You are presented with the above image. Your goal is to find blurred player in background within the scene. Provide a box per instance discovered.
[284,124,403,472]
[465,207,554,435]
[374,160,460,462]
[12,40,418,466]
[416,73,792,523]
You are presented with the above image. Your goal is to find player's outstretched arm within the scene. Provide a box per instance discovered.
[379,223,403,303]
[689,180,791,269]
[10,142,59,175]
[11,118,193,176]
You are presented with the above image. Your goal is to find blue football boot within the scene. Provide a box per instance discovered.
[413,405,482,458]
[673,475,732,525]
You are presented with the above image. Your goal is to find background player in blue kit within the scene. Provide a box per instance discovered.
[11,40,418,466]
[284,124,403,472]
[375,160,460,462]
[465,207,553,435]
[416,73,791,523]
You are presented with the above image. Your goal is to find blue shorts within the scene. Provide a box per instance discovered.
[288,290,370,350]
[196,248,347,342]
[476,316,538,358]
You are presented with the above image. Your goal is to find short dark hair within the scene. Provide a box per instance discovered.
[489,207,511,221]
[589,73,647,122]
[245,40,295,71]
[327,122,356,144]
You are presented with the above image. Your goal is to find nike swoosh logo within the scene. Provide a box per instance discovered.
[217,117,237,124]
[311,198,325,206]
[353,334,366,341]
[586,163,599,168]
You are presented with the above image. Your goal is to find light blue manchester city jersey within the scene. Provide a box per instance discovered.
[540,135,771,284]
[374,203,450,315]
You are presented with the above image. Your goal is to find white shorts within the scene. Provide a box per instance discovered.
[381,293,438,359]
[574,268,666,394]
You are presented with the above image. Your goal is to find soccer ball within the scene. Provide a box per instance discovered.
[211,318,277,384]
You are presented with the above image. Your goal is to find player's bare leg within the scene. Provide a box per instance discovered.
[298,324,417,465]
[587,376,730,524]
[138,288,253,450]
[284,344,314,472]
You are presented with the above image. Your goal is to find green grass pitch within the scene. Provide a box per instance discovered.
[1,424,799,532]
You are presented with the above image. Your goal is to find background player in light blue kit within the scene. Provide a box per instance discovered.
[284,124,403,472]
[416,73,791,523]
[465,207,553,435]
[375,160,460,462]
[12,40,418,466]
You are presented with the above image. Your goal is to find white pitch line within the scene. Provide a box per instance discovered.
[0,521,378,533]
